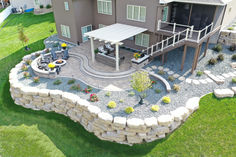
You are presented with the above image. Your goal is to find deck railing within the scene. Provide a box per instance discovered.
[144,22,214,56]
[188,23,214,43]
[143,28,190,56]
[157,20,194,37]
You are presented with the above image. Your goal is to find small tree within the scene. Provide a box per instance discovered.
[131,71,152,104]
[18,25,29,50]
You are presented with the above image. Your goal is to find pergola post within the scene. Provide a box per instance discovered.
[194,43,202,70]
[90,37,95,63]
[115,43,119,71]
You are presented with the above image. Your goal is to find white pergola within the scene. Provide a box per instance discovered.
[84,23,147,71]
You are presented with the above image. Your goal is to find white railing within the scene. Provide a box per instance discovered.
[144,22,214,56]
[0,5,12,24]
[189,23,214,43]
[157,20,194,36]
[143,28,190,56]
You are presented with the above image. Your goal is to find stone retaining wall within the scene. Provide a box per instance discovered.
[9,53,200,145]
[218,30,236,46]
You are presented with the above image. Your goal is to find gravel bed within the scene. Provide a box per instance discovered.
[17,40,236,119]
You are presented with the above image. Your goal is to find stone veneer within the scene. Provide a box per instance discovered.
[218,30,236,46]
[9,52,201,145]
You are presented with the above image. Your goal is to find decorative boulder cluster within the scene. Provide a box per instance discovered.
[8,53,202,145]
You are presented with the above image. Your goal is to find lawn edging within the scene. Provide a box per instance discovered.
[9,52,201,145]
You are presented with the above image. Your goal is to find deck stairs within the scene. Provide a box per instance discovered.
[142,21,216,58]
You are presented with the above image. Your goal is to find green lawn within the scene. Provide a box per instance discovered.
[0,12,235,157]
[0,125,65,157]
[0,12,55,59]
[0,8,5,12]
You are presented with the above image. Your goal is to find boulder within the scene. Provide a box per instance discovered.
[157,115,174,126]
[185,97,200,113]
[170,107,190,121]
[214,89,234,98]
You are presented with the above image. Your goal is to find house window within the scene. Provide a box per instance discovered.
[127,5,146,22]
[35,0,40,5]
[61,25,71,38]
[162,6,168,22]
[97,0,112,15]
[99,24,106,28]
[64,2,69,11]
[135,33,149,47]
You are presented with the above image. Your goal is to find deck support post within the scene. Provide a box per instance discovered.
[162,54,165,65]
[194,43,202,70]
[181,45,187,71]
[115,43,119,71]
[191,46,200,73]
[90,37,95,63]
[204,37,210,57]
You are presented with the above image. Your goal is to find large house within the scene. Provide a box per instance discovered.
[52,0,236,72]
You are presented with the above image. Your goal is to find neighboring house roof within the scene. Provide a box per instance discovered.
[159,0,232,6]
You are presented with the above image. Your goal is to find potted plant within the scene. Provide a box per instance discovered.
[133,53,141,60]
[48,63,55,70]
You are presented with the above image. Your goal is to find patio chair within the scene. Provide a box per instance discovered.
[98,46,108,54]
[51,51,57,61]
[62,49,69,60]
[105,43,114,52]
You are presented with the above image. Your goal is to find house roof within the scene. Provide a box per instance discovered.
[159,0,232,6]
[84,23,147,44]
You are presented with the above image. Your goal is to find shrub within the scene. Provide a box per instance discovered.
[40,4,44,8]
[196,71,203,77]
[158,70,165,75]
[67,79,75,85]
[84,86,93,93]
[232,54,236,60]
[45,48,50,53]
[229,45,236,51]
[23,72,31,79]
[151,80,157,84]
[155,89,161,94]
[33,77,40,83]
[46,4,52,9]
[105,91,111,97]
[162,96,171,104]
[232,78,236,83]
[94,48,99,54]
[228,27,234,30]
[90,94,98,102]
[208,58,217,65]
[151,105,160,112]
[119,99,124,103]
[53,80,62,85]
[168,76,175,82]
[212,44,222,52]
[21,64,28,71]
[107,101,116,108]
[70,84,81,91]
[128,91,135,96]
[25,59,32,65]
[217,54,224,61]
[125,107,134,114]
[49,28,54,34]
[173,84,180,92]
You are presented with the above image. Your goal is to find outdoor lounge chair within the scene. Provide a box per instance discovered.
[105,43,114,52]
[62,49,69,60]
[51,51,57,61]
[98,46,108,54]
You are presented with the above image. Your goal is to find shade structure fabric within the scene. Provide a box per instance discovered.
[84,23,148,44]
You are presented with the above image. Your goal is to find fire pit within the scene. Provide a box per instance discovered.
[53,59,67,66]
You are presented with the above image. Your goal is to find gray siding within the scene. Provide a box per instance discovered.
[52,0,78,43]
[93,0,116,29]
[116,0,158,32]
[221,0,236,28]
